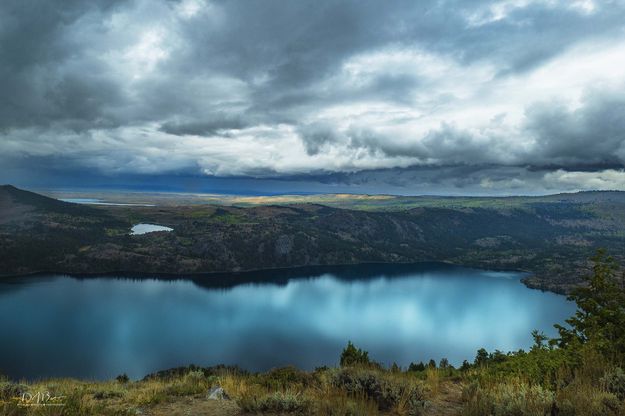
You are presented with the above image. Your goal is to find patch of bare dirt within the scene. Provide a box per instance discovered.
[427,381,464,416]
[140,397,241,416]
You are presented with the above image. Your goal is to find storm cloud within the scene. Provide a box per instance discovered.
[1,0,625,194]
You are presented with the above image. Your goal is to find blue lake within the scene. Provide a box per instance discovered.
[0,263,575,380]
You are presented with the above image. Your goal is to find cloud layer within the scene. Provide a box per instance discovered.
[1,0,625,194]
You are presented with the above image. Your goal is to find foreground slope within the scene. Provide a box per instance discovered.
[1,185,625,292]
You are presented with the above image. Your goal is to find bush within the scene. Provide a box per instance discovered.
[0,382,29,400]
[332,368,426,414]
[556,384,622,416]
[116,373,129,383]
[183,369,205,385]
[602,367,625,400]
[463,380,554,416]
[258,366,315,390]
[164,370,208,396]
[239,391,312,414]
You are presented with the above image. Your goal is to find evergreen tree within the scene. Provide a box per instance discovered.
[555,249,625,364]
[460,360,471,371]
[340,341,370,367]
[408,361,426,372]
[474,348,489,367]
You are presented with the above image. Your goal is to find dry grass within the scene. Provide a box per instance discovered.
[0,371,213,415]
[0,366,436,416]
[426,367,441,397]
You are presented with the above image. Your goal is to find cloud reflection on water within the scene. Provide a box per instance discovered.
[0,264,574,380]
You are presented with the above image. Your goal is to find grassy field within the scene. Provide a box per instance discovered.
[0,363,457,416]
[1,346,622,416]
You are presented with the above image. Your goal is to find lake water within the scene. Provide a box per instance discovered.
[0,263,575,380]
[130,223,174,235]
[59,198,155,207]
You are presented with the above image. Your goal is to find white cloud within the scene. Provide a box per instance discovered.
[176,0,204,18]
[544,169,625,191]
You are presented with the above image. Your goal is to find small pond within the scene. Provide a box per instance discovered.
[130,223,174,235]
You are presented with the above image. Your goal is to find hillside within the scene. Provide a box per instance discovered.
[2,185,625,292]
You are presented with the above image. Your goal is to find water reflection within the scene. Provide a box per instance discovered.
[0,263,575,380]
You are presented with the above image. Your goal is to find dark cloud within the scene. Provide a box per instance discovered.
[298,123,343,156]
[525,89,625,167]
[0,0,126,130]
[160,117,249,136]
[1,0,625,193]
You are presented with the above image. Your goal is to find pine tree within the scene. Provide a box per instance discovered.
[555,249,625,364]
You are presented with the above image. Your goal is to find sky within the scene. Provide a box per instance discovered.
[1,0,625,195]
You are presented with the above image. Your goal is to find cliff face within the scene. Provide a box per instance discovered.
[1,185,625,293]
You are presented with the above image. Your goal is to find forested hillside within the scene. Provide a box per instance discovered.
[2,185,625,293]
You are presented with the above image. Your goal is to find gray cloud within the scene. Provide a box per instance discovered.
[526,88,625,166]
[0,0,127,130]
[1,0,625,193]
[298,123,343,156]
[160,117,249,136]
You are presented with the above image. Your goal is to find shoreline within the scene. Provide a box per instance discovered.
[0,259,544,291]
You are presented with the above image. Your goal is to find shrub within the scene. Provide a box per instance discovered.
[183,369,205,385]
[116,373,130,384]
[0,382,29,400]
[470,345,571,388]
[165,370,207,396]
[332,368,426,414]
[239,390,312,414]
[601,367,625,400]
[463,380,554,416]
[258,366,315,390]
[556,383,622,416]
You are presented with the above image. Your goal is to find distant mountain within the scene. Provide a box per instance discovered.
[1,184,66,209]
[0,184,101,216]
[0,185,128,276]
[1,186,624,293]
